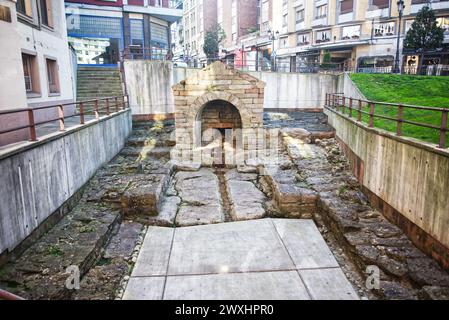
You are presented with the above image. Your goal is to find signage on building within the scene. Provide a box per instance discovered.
[0,5,11,23]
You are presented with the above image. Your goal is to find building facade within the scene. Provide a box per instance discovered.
[214,0,449,74]
[217,0,259,67]
[0,0,76,145]
[65,0,182,65]
[182,0,217,67]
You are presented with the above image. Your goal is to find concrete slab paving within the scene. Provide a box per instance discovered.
[272,219,339,269]
[164,271,311,300]
[131,227,174,277]
[124,219,359,300]
[122,277,165,300]
[299,268,359,300]
[167,219,295,275]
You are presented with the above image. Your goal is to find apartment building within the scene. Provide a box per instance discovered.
[214,0,448,73]
[182,0,217,66]
[0,0,76,145]
[270,0,449,73]
[65,0,182,65]
[217,0,259,65]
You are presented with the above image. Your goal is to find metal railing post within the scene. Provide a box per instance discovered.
[358,99,362,122]
[369,102,375,128]
[115,97,119,111]
[58,105,65,131]
[349,97,353,118]
[79,102,85,124]
[342,96,346,114]
[95,99,99,120]
[397,104,403,136]
[28,109,37,141]
[439,110,448,148]
[106,98,110,115]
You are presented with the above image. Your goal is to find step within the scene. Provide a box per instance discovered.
[120,146,172,159]
[126,136,176,148]
[0,203,121,299]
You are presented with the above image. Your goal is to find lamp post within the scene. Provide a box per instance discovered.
[394,0,405,74]
[268,29,279,72]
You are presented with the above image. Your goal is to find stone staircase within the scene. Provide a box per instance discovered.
[76,66,124,103]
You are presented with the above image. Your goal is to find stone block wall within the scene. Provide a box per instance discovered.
[172,62,266,164]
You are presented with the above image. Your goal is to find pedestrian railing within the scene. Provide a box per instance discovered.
[0,95,129,144]
[325,93,448,149]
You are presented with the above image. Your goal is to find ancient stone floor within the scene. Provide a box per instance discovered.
[123,219,359,300]
[1,113,449,300]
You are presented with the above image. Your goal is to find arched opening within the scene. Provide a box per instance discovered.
[197,99,243,166]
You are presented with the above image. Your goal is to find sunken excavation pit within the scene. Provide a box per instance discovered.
[1,63,449,300]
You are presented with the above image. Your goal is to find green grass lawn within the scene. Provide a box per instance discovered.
[347,74,449,146]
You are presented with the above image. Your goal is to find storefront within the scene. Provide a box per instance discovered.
[295,50,320,73]
[357,55,394,73]
[402,46,449,75]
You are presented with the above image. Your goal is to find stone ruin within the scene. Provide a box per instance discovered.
[172,61,267,167]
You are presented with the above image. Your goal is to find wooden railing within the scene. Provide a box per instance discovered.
[0,95,129,143]
[325,93,448,149]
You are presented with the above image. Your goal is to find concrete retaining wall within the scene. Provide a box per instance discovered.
[123,61,339,116]
[337,73,366,100]
[325,107,449,267]
[0,110,132,255]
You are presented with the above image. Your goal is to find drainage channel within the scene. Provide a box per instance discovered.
[214,168,234,222]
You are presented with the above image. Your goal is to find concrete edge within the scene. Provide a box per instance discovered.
[0,109,131,161]
[324,106,449,158]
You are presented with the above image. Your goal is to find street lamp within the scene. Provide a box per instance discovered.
[268,29,279,71]
[394,0,405,74]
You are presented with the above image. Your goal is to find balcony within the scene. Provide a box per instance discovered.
[410,0,449,14]
[366,7,390,19]
[296,20,305,31]
[312,15,328,27]
[337,11,354,24]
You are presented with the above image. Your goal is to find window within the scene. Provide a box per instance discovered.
[373,22,395,36]
[297,33,310,45]
[296,8,304,23]
[316,30,331,43]
[316,4,327,19]
[39,0,53,28]
[371,0,389,9]
[339,0,354,14]
[280,37,288,48]
[46,58,60,94]
[341,25,360,39]
[282,14,288,27]
[16,0,32,17]
[22,53,40,95]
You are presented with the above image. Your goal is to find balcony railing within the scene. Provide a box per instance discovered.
[122,47,169,61]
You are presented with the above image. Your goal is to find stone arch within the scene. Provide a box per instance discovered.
[172,61,265,164]
[188,91,252,129]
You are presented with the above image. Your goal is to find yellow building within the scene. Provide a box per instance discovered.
[250,0,449,73]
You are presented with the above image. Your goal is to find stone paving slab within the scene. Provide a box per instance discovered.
[299,268,359,300]
[272,219,339,269]
[163,271,311,300]
[124,219,359,300]
[123,277,165,300]
[167,219,294,275]
[132,227,174,277]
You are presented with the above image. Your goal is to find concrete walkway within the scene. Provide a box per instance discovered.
[123,219,359,300]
